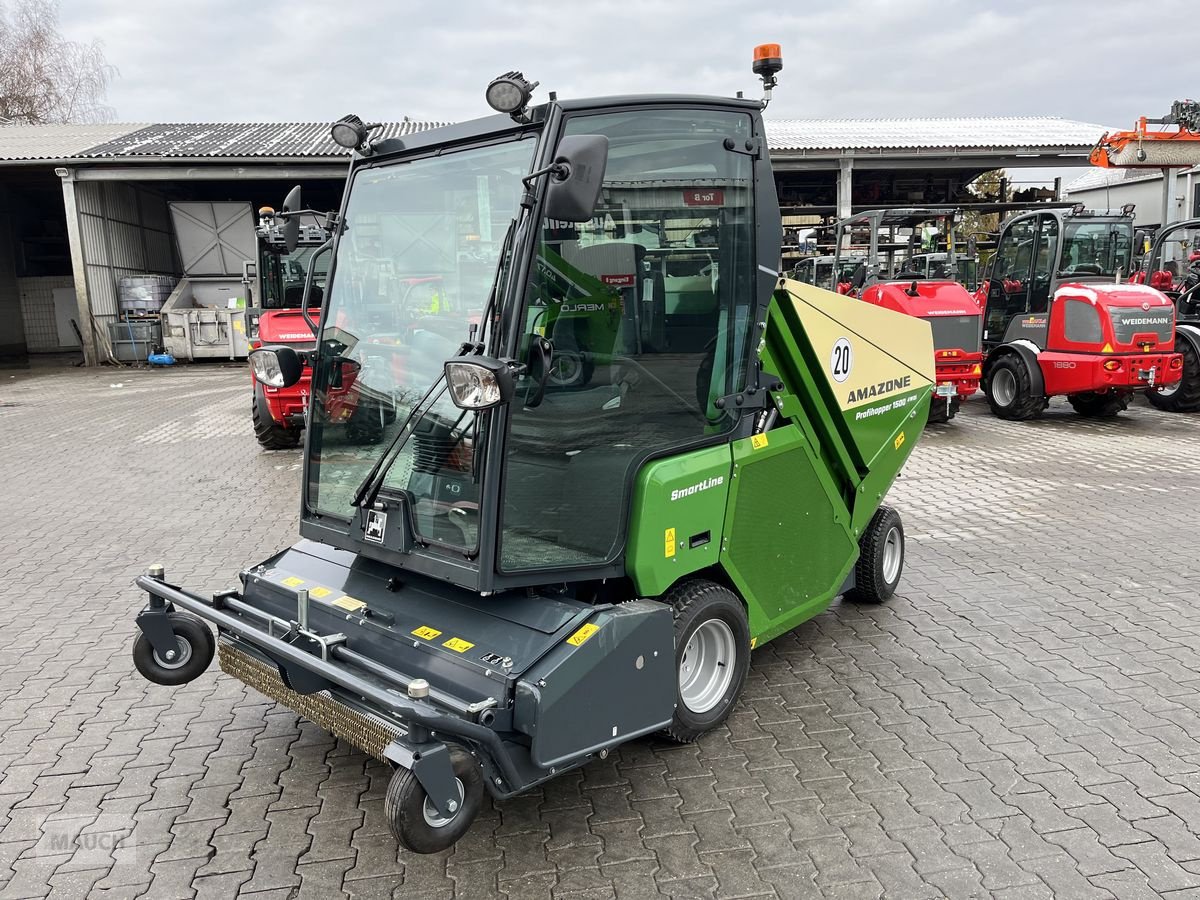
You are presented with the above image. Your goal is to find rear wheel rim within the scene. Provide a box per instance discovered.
[422,777,464,828]
[1156,381,1179,398]
[882,526,903,584]
[992,368,1017,406]
[679,618,736,714]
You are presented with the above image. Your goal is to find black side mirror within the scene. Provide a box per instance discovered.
[967,235,978,257]
[282,185,302,253]
[1133,230,1150,260]
[544,134,608,223]
[249,345,304,388]
[850,261,867,289]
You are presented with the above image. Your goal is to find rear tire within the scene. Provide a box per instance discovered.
[252,384,301,450]
[926,395,960,424]
[384,748,483,854]
[984,355,1042,421]
[845,505,904,603]
[1147,335,1200,412]
[132,612,215,686]
[1068,391,1128,418]
[661,579,751,744]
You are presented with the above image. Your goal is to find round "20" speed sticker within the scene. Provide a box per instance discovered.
[830,337,853,383]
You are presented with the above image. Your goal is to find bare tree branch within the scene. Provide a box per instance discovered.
[0,0,117,124]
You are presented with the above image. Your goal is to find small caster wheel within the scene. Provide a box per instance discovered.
[845,505,904,603]
[384,747,483,853]
[132,612,215,686]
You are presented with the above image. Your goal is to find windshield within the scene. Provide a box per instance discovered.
[262,245,330,309]
[1059,221,1132,278]
[305,137,536,551]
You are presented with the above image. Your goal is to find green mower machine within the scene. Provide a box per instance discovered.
[130,53,935,852]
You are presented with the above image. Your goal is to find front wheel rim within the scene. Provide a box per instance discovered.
[679,618,737,714]
[153,637,192,670]
[881,526,903,583]
[422,777,465,828]
[992,368,1017,406]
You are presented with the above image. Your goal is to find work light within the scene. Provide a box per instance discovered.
[486,72,538,116]
[249,346,304,389]
[445,358,517,410]
[331,114,369,149]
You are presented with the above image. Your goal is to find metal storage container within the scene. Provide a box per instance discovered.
[118,275,177,315]
[107,319,162,362]
[160,202,255,361]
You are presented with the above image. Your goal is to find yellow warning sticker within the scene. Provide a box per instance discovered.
[281,576,305,588]
[309,586,333,599]
[332,595,366,612]
[664,527,676,558]
[412,626,442,641]
[567,623,600,646]
[443,637,474,653]
[894,431,906,450]
[1101,342,1113,353]
[751,433,769,450]
[750,637,758,649]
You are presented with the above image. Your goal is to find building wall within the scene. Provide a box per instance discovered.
[76,181,177,329]
[1068,172,1200,228]
[0,186,28,358]
[18,276,76,351]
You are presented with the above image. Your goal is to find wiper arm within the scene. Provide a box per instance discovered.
[350,342,477,510]
[352,213,519,512]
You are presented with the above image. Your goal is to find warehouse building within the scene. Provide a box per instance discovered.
[0,115,1109,365]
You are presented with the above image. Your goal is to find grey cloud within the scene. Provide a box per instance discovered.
[59,0,1187,128]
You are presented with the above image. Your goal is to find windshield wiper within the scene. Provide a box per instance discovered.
[351,215,520,512]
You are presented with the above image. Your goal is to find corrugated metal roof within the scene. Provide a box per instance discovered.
[1065,167,1161,193]
[0,123,147,160]
[77,121,448,159]
[764,116,1110,151]
[1066,164,1200,193]
[0,115,1121,163]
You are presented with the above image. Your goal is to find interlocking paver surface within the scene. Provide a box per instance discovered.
[1,363,1199,899]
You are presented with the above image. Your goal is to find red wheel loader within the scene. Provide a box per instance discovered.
[977,205,1183,419]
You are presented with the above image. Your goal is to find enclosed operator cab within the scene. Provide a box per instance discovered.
[979,207,1183,419]
[790,254,865,290]
[1133,217,1200,412]
[834,208,983,423]
[131,60,937,855]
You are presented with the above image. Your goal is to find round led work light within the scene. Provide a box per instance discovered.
[486,71,538,116]
[331,114,369,149]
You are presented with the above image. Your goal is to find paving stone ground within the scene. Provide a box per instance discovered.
[1,363,1199,899]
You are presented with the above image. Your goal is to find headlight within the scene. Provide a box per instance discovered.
[444,358,516,410]
[249,346,304,388]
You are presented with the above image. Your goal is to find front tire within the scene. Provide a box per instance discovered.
[1147,335,1200,412]
[132,612,215,686]
[661,579,751,743]
[845,505,904,603]
[984,355,1042,420]
[252,384,301,450]
[384,748,483,854]
[1068,391,1128,418]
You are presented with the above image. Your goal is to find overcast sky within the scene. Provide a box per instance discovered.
[59,0,1188,129]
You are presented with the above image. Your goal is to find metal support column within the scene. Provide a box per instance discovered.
[1161,166,1180,232]
[837,156,854,221]
[55,167,98,367]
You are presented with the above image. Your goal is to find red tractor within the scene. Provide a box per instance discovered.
[834,208,983,423]
[977,205,1183,419]
[246,213,332,448]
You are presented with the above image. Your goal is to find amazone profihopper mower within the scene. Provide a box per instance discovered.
[131,51,934,852]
